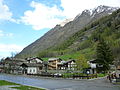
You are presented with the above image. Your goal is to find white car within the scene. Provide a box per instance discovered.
[54,73,62,77]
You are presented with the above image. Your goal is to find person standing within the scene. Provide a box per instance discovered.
[107,73,112,83]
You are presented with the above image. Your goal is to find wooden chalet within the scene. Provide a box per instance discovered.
[58,59,76,71]
[48,58,62,70]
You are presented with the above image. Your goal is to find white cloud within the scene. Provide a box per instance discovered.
[0,44,24,52]
[21,1,65,30]
[60,0,120,18]
[0,44,24,58]
[0,0,15,22]
[0,30,13,37]
[60,0,97,18]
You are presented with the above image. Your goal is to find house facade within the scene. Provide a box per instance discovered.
[48,58,62,70]
[20,57,44,74]
[0,62,4,73]
[58,59,76,71]
[0,57,25,74]
[87,59,97,74]
[20,63,43,74]
[115,61,120,78]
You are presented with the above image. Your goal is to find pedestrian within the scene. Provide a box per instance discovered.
[111,73,114,79]
[107,74,112,83]
[113,73,117,79]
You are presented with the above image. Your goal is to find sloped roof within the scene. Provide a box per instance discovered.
[57,59,76,66]
[63,59,75,64]
[26,57,43,61]
[89,59,97,63]
[2,58,25,63]
[20,63,42,67]
[48,58,62,61]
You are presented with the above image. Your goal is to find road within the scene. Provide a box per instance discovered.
[0,74,120,90]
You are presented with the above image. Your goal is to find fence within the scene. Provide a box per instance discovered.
[30,73,98,79]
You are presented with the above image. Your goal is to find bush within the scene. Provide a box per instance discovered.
[97,73,107,77]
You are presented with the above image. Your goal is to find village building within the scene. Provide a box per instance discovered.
[48,58,62,70]
[11,58,26,74]
[58,59,76,71]
[19,57,44,74]
[64,59,76,70]
[26,57,43,63]
[86,59,97,74]
[0,61,4,73]
[0,57,26,74]
[115,61,120,78]
[20,63,43,75]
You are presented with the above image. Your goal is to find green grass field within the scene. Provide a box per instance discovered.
[0,80,45,90]
[0,80,19,86]
[42,48,95,61]
[11,85,45,90]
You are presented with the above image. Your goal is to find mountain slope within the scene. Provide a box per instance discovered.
[16,5,119,58]
[37,8,120,61]
[50,8,120,60]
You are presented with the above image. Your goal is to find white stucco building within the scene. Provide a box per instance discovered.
[20,63,43,74]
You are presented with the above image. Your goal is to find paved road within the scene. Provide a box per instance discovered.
[0,74,120,90]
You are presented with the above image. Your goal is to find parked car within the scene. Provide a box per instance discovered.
[54,73,62,77]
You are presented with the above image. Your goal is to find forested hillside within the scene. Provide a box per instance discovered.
[38,9,120,61]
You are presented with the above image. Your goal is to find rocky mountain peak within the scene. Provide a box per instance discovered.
[81,9,91,16]
[92,5,118,15]
[75,5,118,20]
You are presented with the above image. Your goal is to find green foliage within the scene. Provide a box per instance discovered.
[41,58,49,61]
[96,37,114,72]
[97,73,107,77]
[77,40,92,50]
[62,73,87,78]
[59,51,82,60]
[62,73,73,78]
[76,55,89,70]
[0,80,45,90]
[58,48,95,60]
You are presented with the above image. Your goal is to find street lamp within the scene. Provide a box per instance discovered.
[86,70,90,79]
[43,61,48,73]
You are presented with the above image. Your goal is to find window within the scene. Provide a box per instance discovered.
[33,69,35,72]
[30,69,32,72]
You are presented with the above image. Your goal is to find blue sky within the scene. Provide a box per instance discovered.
[0,0,120,59]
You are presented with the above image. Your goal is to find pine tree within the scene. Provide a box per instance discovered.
[96,37,114,72]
